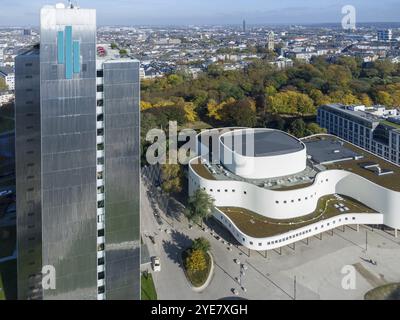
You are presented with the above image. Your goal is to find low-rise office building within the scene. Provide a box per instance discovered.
[317,104,400,165]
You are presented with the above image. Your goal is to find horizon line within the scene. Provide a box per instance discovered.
[0,21,400,28]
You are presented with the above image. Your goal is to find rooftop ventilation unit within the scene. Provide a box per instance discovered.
[362,163,394,176]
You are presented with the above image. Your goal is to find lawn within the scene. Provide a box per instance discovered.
[219,194,377,238]
[190,160,216,181]
[141,272,157,300]
[182,250,212,288]
[0,260,17,300]
[0,272,5,300]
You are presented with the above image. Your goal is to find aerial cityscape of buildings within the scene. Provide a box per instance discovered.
[1,0,400,304]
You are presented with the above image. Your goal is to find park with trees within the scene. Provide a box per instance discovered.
[141,56,400,139]
[142,55,400,207]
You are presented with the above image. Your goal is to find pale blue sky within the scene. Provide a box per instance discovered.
[0,0,399,26]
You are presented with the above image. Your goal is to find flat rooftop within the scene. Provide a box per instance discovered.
[96,44,138,63]
[221,130,304,157]
[303,135,400,192]
[321,104,400,132]
[219,194,378,238]
[305,138,361,164]
[191,134,400,192]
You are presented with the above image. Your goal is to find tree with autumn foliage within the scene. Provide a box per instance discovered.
[160,163,183,194]
[186,249,207,273]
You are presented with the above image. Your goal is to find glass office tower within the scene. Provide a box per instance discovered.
[15,46,42,300]
[15,4,140,300]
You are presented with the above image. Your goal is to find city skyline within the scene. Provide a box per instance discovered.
[0,0,399,27]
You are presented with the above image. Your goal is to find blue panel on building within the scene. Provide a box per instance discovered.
[57,31,64,64]
[73,41,80,73]
[65,26,73,79]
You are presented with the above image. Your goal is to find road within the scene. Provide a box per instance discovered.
[141,178,400,300]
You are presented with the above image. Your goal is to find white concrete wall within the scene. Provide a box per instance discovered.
[190,162,350,220]
[336,174,400,229]
[189,159,400,235]
[219,129,307,179]
[214,207,383,251]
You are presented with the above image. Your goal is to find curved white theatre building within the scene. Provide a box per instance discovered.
[189,128,400,251]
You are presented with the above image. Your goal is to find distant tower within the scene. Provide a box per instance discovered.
[377,29,392,42]
[267,31,275,51]
[243,20,246,32]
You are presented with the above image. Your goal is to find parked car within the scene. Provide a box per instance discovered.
[152,256,161,272]
[154,213,163,226]
[149,235,156,245]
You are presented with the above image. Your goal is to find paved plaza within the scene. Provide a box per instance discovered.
[141,179,400,300]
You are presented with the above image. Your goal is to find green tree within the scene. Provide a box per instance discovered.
[267,91,315,115]
[192,237,211,253]
[306,122,327,135]
[167,74,184,86]
[373,60,395,78]
[329,91,361,105]
[0,78,7,90]
[376,91,394,106]
[221,98,257,127]
[290,118,307,138]
[185,189,215,226]
[309,89,331,106]
[119,49,128,56]
[264,85,277,97]
[359,93,373,106]
[337,56,361,77]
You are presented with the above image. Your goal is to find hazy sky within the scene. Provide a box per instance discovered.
[0,0,399,26]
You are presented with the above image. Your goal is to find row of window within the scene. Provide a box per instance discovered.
[275,191,318,205]
[191,177,324,203]
[221,213,357,248]
[319,110,400,164]
[189,177,248,195]
[203,187,247,195]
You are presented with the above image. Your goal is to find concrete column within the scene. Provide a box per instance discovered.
[357,224,360,232]
[315,233,322,240]
[395,229,398,238]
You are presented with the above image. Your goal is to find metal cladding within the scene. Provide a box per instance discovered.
[16,5,140,300]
